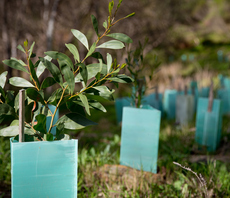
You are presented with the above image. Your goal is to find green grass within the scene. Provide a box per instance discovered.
[1,101,230,197]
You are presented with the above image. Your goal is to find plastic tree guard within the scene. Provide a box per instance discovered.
[143,93,163,114]
[195,98,222,152]
[217,89,230,115]
[163,90,177,119]
[11,139,78,198]
[176,95,194,126]
[115,97,131,123]
[120,105,161,173]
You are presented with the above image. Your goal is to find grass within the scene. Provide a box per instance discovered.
[1,101,230,197]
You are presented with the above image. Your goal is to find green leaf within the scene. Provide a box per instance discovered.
[125,12,135,18]
[3,59,29,73]
[36,55,52,78]
[25,102,34,123]
[103,20,108,29]
[65,43,80,62]
[90,52,105,63]
[0,71,8,88]
[24,40,28,48]
[74,63,107,82]
[106,53,112,73]
[97,40,125,49]
[55,113,97,130]
[61,64,75,94]
[17,44,26,53]
[45,133,54,141]
[29,59,40,89]
[89,101,106,112]
[44,51,74,71]
[39,57,63,86]
[117,0,123,9]
[0,104,15,116]
[47,88,62,103]
[86,86,115,101]
[91,15,99,36]
[66,100,86,116]
[26,88,45,105]
[85,42,96,59]
[107,33,133,43]
[0,125,35,137]
[34,114,47,134]
[107,74,133,83]
[109,1,114,14]
[10,57,27,66]
[29,42,35,58]
[41,77,56,89]
[9,77,34,87]
[78,93,90,115]
[71,29,89,50]
[78,63,88,85]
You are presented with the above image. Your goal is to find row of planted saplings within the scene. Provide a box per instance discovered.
[116,79,225,154]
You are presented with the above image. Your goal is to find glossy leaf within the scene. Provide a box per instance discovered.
[109,1,114,14]
[0,103,15,116]
[61,64,75,94]
[65,43,80,62]
[91,15,99,36]
[78,93,90,115]
[36,55,52,78]
[29,59,40,89]
[26,88,45,105]
[25,102,34,123]
[97,40,125,49]
[107,74,133,83]
[86,86,115,100]
[106,53,112,73]
[10,58,27,66]
[29,42,35,58]
[55,113,97,130]
[0,125,35,137]
[39,57,63,86]
[103,20,108,29]
[89,101,106,112]
[91,52,105,62]
[71,29,89,50]
[34,114,47,134]
[85,42,96,59]
[107,33,133,43]
[17,44,26,53]
[0,71,8,88]
[47,88,63,103]
[125,12,135,18]
[78,63,88,85]
[3,59,29,73]
[75,63,107,82]
[9,77,34,88]
[41,77,56,89]
[44,51,74,71]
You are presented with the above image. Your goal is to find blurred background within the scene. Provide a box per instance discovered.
[0,0,230,96]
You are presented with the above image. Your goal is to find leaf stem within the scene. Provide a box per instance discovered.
[47,85,68,134]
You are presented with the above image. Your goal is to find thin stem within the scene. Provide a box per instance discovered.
[25,51,39,91]
[69,69,115,100]
[47,85,68,134]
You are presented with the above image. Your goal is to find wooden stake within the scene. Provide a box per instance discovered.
[19,89,25,142]
[208,80,214,112]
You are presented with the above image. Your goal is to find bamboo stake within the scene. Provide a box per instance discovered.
[208,80,214,112]
[19,89,25,142]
